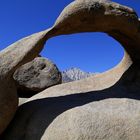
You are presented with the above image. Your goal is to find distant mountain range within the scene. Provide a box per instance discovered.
[61,68,96,83]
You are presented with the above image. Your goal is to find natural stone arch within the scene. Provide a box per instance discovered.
[49,0,140,61]
[1,0,140,139]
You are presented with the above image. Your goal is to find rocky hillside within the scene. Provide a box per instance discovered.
[62,68,95,83]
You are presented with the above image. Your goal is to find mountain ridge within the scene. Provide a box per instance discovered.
[62,67,96,83]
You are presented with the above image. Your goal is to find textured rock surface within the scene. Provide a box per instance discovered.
[0,29,54,134]
[62,68,94,83]
[1,0,140,139]
[1,52,137,140]
[19,98,28,106]
[13,57,62,97]
[53,0,140,61]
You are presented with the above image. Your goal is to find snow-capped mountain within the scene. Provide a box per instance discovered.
[62,68,95,83]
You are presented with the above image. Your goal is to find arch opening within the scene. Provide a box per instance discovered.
[41,32,124,73]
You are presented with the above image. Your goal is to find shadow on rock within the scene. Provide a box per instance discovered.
[1,64,140,140]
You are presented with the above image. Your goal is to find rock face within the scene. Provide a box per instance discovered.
[13,57,62,97]
[1,0,140,139]
[0,28,54,134]
[62,68,93,83]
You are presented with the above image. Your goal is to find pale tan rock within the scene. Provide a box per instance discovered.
[19,98,28,106]
[0,29,53,134]
[1,0,140,140]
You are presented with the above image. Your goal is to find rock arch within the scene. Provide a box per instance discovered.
[51,0,140,61]
[1,0,140,139]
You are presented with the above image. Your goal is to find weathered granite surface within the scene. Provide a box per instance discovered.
[1,0,140,140]
[13,57,61,97]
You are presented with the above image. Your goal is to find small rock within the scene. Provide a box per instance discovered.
[13,57,62,97]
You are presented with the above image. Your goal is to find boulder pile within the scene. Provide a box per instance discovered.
[0,0,140,140]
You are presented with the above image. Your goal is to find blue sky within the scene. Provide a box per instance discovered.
[0,0,140,72]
